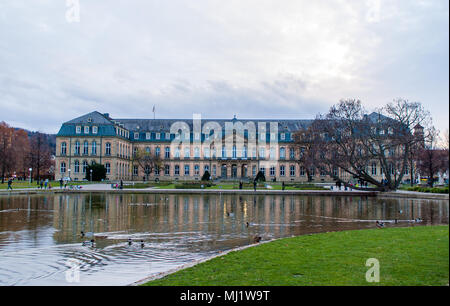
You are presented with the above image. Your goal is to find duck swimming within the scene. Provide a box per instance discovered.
[140,240,145,248]
[82,239,95,247]
[128,238,133,246]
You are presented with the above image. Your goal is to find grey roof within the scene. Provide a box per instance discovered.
[114,118,313,133]
[64,111,114,125]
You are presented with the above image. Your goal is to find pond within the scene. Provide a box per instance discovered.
[0,193,448,286]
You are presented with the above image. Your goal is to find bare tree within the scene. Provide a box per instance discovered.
[133,148,162,181]
[417,127,449,187]
[305,98,431,191]
[28,132,53,180]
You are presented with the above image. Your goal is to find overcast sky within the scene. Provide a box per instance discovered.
[0,0,448,134]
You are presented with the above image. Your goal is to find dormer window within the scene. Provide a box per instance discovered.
[76,126,81,134]
[156,133,160,140]
[92,126,98,134]
[87,118,92,123]
[280,133,286,140]
[134,132,139,139]
[165,133,170,140]
[84,126,90,134]
[146,132,151,140]
[388,127,394,135]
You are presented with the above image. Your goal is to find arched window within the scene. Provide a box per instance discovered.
[194,147,200,158]
[155,147,160,157]
[175,147,180,158]
[184,147,190,158]
[269,147,275,159]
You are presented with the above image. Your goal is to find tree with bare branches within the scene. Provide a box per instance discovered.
[132,148,162,181]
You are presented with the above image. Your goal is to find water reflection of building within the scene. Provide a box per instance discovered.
[45,194,450,245]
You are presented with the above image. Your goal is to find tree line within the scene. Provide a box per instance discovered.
[0,122,54,183]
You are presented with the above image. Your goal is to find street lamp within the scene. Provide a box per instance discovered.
[68,168,71,181]
[28,168,32,185]
[90,169,93,182]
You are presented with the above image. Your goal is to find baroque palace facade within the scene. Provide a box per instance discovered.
[55,111,390,182]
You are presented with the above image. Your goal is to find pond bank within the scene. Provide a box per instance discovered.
[139,226,449,286]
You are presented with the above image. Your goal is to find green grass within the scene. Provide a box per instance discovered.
[143,226,449,286]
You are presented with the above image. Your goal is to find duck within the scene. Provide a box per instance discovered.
[82,239,95,247]
[253,236,262,243]
[414,218,423,223]
[246,222,250,228]
[140,240,145,248]
[80,231,94,238]
[128,238,133,246]
[376,221,385,228]
[398,210,403,214]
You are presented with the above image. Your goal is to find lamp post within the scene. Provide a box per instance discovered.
[28,168,32,185]
[90,169,93,182]
[68,168,71,181]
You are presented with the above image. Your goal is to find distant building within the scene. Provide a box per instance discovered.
[55,111,411,183]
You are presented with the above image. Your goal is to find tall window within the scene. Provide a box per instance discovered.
[371,163,377,175]
[252,165,256,177]
[300,166,305,176]
[165,147,170,159]
[213,165,217,176]
[105,163,111,174]
[194,165,200,175]
[61,142,67,156]
[74,141,80,155]
[76,126,81,134]
[290,165,295,177]
[243,146,247,158]
[259,147,265,159]
[184,147,190,158]
[92,126,98,134]
[175,147,180,158]
[184,165,190,176]
[204,165,209,173]
[133,166,138,176]
[269,147,275,159]
[165,165,170,176]
[175,165,180,175]
[194,147,200,158]
[74,161,80,173]
[260,167,266,176]
[270,166,275,177]
[60,162,66,173]
[290,147,295,159]
[280,147,286,159]
[84,126,89,134]
[204,147,210,158]
[92,141,97,155]
[105,143,111,155]
[232,146,237,158]
[280,165,285,176]
[155,147,160,157]
[82,161,88,173]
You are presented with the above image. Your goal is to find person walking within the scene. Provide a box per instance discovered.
[40,180,44,189]
[7,178,13,191]
[282,181,285,191]
[44,179,48,189]
[59,178,63,189]
[253,180,257,192]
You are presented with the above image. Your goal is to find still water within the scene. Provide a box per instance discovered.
[0,193,448,286]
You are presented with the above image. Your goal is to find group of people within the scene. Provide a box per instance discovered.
[37,179,52,190]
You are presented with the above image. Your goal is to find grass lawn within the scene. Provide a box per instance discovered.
[143,226,449,286]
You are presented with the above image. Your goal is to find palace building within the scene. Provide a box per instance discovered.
[55,111,325,182]
[56,111,419,183]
